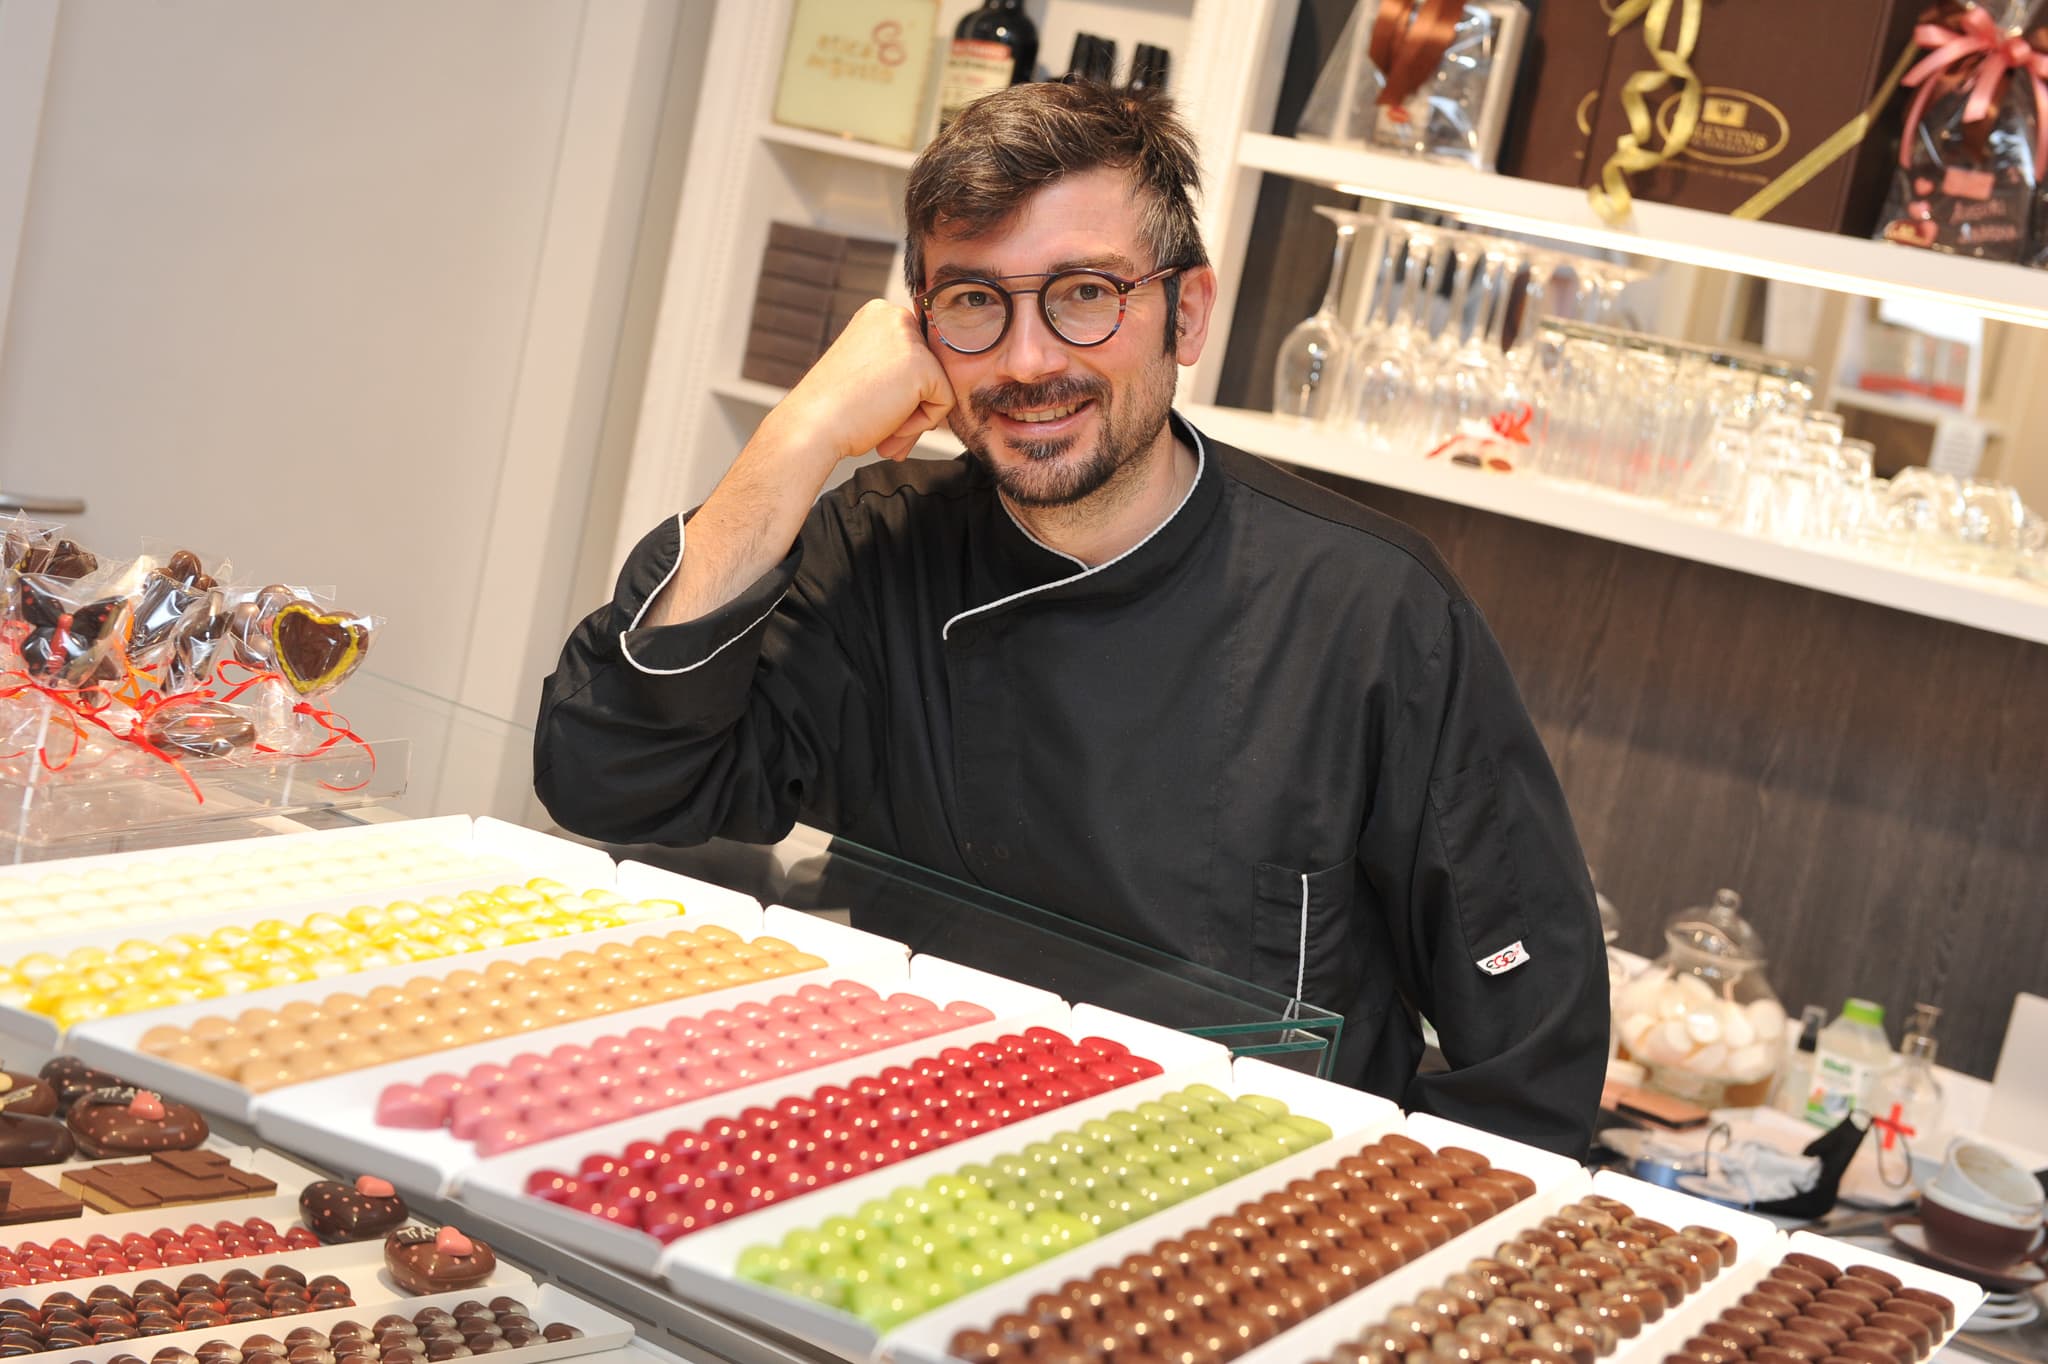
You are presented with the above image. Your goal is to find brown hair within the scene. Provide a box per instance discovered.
[902,81,1208,303]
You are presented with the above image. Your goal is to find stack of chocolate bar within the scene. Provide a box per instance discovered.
[741,223,897,389]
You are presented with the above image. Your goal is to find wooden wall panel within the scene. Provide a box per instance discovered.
[1288,466,2048,1080]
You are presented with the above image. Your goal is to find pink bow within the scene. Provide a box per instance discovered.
[1901,6,2048,176]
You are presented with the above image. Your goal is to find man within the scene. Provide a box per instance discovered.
[536,82,1609,1157]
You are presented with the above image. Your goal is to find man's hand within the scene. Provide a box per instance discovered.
[772,300,956,463]
[642,301,955,630]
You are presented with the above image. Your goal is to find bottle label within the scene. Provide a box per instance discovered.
[938,40,1015,127]
[1804,1049,1882,1127]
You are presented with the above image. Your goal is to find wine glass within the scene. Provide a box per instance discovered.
[1348,224,1440,457]
[1271,205,1363,424]
[1434,246,1515,457]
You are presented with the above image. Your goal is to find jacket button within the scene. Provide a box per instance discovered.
[992,843,1010,862]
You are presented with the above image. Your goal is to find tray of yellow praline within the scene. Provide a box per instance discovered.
[0,881,685,1030]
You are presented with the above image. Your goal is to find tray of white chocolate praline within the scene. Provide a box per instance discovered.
[0,818,617,942]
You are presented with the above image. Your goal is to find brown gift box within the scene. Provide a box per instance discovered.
[1581,0,1922,232]
[1500,0,1620,188]
[742,221,898,388]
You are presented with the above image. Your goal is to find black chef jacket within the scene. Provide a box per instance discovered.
[536,412,1609,1157]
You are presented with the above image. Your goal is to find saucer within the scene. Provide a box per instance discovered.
[1965,1291,2042,1332]
[1886,1217,2048,1294]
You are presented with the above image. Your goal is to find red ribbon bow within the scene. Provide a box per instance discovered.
[0,659,374,803]
[1901,5,2048,177]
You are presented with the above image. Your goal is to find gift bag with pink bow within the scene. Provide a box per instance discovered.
[1876,0,2048,259]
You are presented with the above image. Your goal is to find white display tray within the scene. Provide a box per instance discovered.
[21,1280,632,1364]
[1591,1169,1787,1364]
[880,1081,1407,1364]
[0,817,616,941]
[62,884,817,1123]
[1223,1113,1594,1364]
[0,1234,523,1310]
[454,988,1139,1278]
[256,954,1047,1198]
[665,1050,1389,1360]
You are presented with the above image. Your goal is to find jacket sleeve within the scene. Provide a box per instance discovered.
[1359,597,1609,1159]
[532,506,885,848]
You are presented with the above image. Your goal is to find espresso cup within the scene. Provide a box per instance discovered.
[1920,1139,2046,1267]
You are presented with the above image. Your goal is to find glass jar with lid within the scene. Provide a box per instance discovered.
[1614,888,1788,1107]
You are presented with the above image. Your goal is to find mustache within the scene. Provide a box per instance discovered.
[969,378,1108,421]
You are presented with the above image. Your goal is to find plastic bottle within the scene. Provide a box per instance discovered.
[1805,997,1893,1128]
[1865,1003,1945,1159]
[1773,1004,1826,1117]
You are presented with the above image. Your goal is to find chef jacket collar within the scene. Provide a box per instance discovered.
[946,410,1222,641]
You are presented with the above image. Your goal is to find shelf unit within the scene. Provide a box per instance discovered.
[1235,132,2048,331]
[1182,403,2048,647]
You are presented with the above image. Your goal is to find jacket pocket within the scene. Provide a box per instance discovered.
[1250,857,1374,1017]
[1428,758,1532,974]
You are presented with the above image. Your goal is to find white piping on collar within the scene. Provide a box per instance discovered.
[941,421,1208,642]
[619,514,791,676]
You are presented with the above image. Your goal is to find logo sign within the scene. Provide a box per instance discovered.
[1477,941,1531,976]
[1657,86,1791,166]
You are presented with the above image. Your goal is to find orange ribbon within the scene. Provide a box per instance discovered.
[1371,0,1468,112]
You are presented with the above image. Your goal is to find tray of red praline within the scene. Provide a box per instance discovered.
[459,1001,1223,1279]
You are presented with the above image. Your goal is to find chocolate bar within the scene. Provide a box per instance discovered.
[60,1149,277,1212]
[0,1166,83,1225]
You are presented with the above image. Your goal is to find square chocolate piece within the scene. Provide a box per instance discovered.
[0,1166,82,1225]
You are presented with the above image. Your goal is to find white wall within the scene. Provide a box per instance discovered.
[0,0,681,736]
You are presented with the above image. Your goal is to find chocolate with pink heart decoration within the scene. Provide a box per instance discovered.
[300,1173,411,1243]
[384,1223,496,1294]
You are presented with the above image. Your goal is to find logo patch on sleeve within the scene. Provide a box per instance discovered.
[1477,941,1530,976]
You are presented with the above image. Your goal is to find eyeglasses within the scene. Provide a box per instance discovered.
[917,265,1183,354]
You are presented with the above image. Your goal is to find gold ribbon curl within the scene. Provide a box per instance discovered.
[1588,0,1705,224]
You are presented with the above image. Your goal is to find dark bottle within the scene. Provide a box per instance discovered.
[1127,43,1170,92]
[1062,32,1119,83]
[937,1,1039,129]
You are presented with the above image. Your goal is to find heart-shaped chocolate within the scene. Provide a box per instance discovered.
[271,604,371,696]
[300,1175,409,1244]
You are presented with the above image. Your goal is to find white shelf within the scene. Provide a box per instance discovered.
[758,121,918,171]
[1183,402,2048,648]
[708,375,965,455]
[1237,133,2048,331]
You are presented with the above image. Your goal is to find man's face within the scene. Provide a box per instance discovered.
[920,167,1213,508]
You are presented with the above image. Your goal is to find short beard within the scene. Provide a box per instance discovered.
[954,355,1178,510]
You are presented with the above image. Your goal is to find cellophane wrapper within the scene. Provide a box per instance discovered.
[1876,2,2041,260]
[1297,0,1527,170]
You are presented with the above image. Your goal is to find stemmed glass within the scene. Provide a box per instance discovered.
[1434,246,1515,451]
[1585,259,1650,328]
[1347,224,1439,456]
[1271,206,1363,424]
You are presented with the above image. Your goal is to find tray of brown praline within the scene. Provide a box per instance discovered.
[887,1111,1587,1364]
[1241,1166,1780,1364]
[3,1284,629,1364]
[1657,1231,1980,1364]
